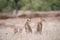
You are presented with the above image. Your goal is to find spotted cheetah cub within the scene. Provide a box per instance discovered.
[14,27,22,34]
[25,18,32,33]
[36,18,44,34]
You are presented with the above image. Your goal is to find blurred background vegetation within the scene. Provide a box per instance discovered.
[0,0,60,13]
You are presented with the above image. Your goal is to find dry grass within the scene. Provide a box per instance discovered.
[0,11,60,40]
[0,17,60,40]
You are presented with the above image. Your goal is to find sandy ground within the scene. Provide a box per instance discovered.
[0,17,60,40]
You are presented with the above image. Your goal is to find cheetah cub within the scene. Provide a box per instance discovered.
[25,18,32,33]
[36,18,44,34]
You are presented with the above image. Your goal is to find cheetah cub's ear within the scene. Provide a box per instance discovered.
[25,18,32,33]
